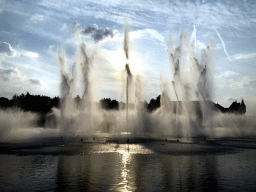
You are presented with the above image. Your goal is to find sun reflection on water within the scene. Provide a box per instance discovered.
[119,150,132,192]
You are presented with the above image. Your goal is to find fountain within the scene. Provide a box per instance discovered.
[55,23,251,143]
[124,22,132,137]
[1,22,256,192]
[0,24,255,144]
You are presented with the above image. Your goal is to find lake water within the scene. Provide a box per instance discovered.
[0,138,256,191]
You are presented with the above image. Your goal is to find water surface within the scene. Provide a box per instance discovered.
[0,139,256,191]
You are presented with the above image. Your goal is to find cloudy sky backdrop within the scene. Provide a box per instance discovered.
[0,0,255,113]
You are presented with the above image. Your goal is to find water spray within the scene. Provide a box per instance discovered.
[123,21,132,138]
[171,81,179,138]
[171,81,180,102]
[80,43,93,101]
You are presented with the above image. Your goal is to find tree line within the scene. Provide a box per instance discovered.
[0,92,161,113]
[0,92,246,115]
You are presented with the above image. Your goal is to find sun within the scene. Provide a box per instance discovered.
[107,49,145,77]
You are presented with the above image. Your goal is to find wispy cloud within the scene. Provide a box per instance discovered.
[60,23,67,31]
[0,42,20,58]
[46,45,57,56]
[216,74,256,90]
[0,65,42,91]
[232,53,256,60]
[29,79,41,85]
[0,30,17,36]
[196,40,206,50]
[228,97,239,102]
[30,14,44,23]
[215,30,232,61]
[244,80,256,88]
[26,51,39,58]
[112,28,165,44]
[37,0,256,30]
[216,71,239,79]
[0,0,7,13]
[1,0,255,102]
[142,29,164,43]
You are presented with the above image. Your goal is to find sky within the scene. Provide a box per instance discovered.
[0,0,255,113]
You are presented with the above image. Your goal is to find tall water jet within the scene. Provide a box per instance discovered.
[167,30,191,138]
[58,41,96,137]
[80,43,92,102]
[196,43,215,137]
[165,29,215,138]
[76,42,95,135]
[125,63,132,131]
[56,24,220,141]
[123,21,132,135]
[58,47,76,137]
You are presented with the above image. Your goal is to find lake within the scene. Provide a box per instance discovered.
[0,138,256,191]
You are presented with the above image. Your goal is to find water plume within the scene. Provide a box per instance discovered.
[80,43,93,101]
[125,63,132,77]
[122,20,134,135]
[164,29,217,138]
[56,26,252,140]
[171,81,179,101]
[190,25,197,50]
[58,47,76,136]
[1,25,256,144]
[123,19,130,61]
[0,109,54,142]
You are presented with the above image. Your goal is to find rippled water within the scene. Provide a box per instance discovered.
[0,139,256,191]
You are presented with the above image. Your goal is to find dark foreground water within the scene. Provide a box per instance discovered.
[0,138,256,191]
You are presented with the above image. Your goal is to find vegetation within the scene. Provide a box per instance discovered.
[0,92,246,115]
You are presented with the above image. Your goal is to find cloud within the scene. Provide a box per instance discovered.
[0,42,20,58]
[0,66,18,81]
[75,23,115,42]
[26,51,39,58]
[214,71,255,91]
[0,65,42,97]
[82,24,98,34]
[38,0,256,30]
[215,43,222,50]
[232,76,251,89]
[244,80,256,88]
[60,23,67,31]
[29,79,41,85]
[197,40,206,50]
[217,71,239,79]
[232,53,256,60]
[215,30,232,61]
[47,45,57,55]
[0,0,7,13]
[0,65,26,82]
[227,97,238,102]
[30,14,44,23]
[1,66,39,85]
[93,28,114,42]
[196,40,221,50]
[216,75,255,90]
[143,29,164,42]
[0,30,17,36]
[122,28,164,43]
